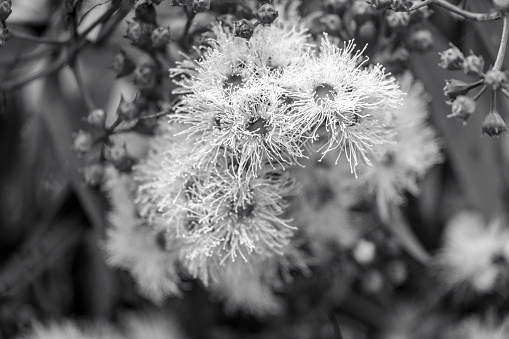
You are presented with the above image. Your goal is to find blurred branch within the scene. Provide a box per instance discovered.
[410,0,505,22]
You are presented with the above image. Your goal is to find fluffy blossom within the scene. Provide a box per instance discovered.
[434,211,509,296]
[353,72,441,217]
[18,320,120,339]
[285,37,403,174]
[103,166,183,302]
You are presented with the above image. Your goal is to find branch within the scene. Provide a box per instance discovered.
[409,0,505,22]
[7,28,69,45]
[494,16,509,70]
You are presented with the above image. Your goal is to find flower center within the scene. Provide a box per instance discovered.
[235,203,255,220]
[313,84,336,104]
[223,74,243,91]
[247,117,269,136]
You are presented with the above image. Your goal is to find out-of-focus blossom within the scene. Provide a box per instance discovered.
[353,72,441,217]
[103,166,183,303]
[448,313,509,339]
[434,211,509,295]
[18,320,121,339]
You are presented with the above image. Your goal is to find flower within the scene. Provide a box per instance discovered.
[170,22,311,178]
[123,312,188,339]
[289,151,365,259]
[352,73,441,218]
[285,36,403,175]
[209,244,308,316]
[433,211,509,296]
[19,320,121,339]
[103,166,183,303]
[176,161,300,284]
[449,313,509,339]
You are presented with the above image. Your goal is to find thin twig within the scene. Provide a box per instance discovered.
[7,28,69,45]
[409,0,505,22]
[0,1,124,92]
[494,16,509,71]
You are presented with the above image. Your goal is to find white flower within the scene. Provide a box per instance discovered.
[285,36,403,175]
[177,162,300,284]
[103,166,183,303]
[19,320,121,339]
[123,312,188,339]
[353,72,441,217]
[449,313,509,339]
[289,152,365,259]
[434,211,509,295]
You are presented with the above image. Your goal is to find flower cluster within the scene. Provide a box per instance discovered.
[102,4,442,315]
[440,43,509,136]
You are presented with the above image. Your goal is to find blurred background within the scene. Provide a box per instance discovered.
[1,0,509,338]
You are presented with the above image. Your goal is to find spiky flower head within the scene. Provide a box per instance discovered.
[284,36,403,175]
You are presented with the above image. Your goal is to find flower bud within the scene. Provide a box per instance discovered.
[111,50,136,78]
[133,60,156,90]
[443,79,482,100]
[357,20,376,41]
[151,25,171,48]
[482,109,507,137]
[73,130,93,154]
[217,14,236,30]
[234,19,255,40]
[86,109,107,128]
[438,43,464,70]
[81,163,104,187]
[360,270,384,294]
[447,95,476,121]
[366,0,392,11]
[352,239,376,265]
[463,53,484,76]
[134,0,157,24]
[125,20,155,48]
[0,0,12,21]
[191,0,211,13]
[484,69,507,90]
[0,27,9,47]
[117,95,141,121]
[386,11,410,31]
[385,260,408,286]
[351,1,377,24]
[494,0,509,11]
[391,0,412,11]
[406,29,433,52]
[256,4,279,25]
[322,0,348,14]
[312,14,342,36]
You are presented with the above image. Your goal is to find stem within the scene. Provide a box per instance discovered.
[7,28,69,45]
[138,109,171,120]
[472,85,487,101]
[494,16,509,71]
[409,0,432,12]
[409,0,505,22]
